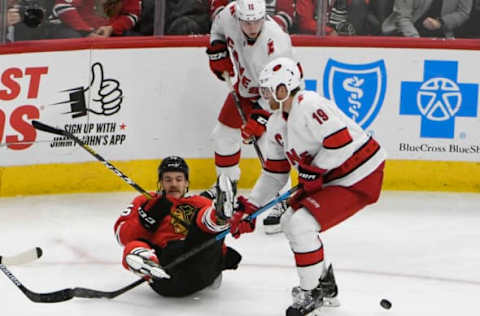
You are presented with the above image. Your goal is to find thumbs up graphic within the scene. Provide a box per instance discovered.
[54,62,123,118]
[86,62,123,116]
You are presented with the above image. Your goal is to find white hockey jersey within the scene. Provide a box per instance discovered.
[210,2,294,99]
[249,90,386,206]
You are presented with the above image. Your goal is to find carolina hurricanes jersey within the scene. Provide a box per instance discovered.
[249,90,386,205]
[114,193,228,249]
[210,2,294,99]
[52,0,140,34]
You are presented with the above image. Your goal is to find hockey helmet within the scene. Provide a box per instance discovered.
[158,156,189,181]
[236,0,266,21]
[259,57,302,103]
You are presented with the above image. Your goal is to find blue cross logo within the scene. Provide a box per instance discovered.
[400,60,478,139]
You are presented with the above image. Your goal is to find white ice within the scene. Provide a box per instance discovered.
[1,190,479,316]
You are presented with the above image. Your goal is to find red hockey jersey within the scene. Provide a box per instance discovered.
[114,192,228,250]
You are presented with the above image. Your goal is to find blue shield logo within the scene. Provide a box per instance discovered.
[323,59,387,129]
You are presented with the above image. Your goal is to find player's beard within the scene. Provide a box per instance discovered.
[166,187,184,199]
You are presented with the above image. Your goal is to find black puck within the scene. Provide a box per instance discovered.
[380,298,392,309]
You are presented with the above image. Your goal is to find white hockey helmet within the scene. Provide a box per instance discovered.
[259,57,302,103]
[236,0,266,21]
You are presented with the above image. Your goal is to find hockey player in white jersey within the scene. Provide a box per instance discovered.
[204,0,294,233]
[229,57,386,316]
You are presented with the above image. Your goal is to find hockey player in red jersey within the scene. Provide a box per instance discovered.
[50,0,140,38]
[204,0,295,233]
[114,156,241,297]
[229,57,386,315]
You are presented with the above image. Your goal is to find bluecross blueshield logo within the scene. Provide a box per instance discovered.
[400,60,478,139]
[310,59,386,129]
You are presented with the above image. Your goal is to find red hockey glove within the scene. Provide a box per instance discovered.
[206,41,234,81]
[297,163,326,194]
[229,196,258,239]
[138,193,173,232]
[241,109,271,144]
[123,242,170,280]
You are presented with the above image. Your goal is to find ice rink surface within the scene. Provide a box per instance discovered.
[1,190,479,316]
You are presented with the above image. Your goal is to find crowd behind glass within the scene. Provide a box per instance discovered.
[0,0,478,43]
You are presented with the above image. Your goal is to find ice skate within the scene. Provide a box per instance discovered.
[263,197,287,234]
[286,286,323,316]
[286,264,340,316]
[319,264,340,307]
[214,174,236,220]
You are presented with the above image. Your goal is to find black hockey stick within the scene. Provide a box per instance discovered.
[163,185,299,268]
[31,120,152,199]
[0,247,43,265]
[0,263,146,303]
[0,186,298,303]
[224,72,266,167]
[32,120,189,228]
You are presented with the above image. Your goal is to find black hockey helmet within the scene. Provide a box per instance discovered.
[158,156,189,181]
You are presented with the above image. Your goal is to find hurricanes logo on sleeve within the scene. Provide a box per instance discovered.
[267,39,274,55]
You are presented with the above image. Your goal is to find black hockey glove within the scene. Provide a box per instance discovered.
[138,192,173,232]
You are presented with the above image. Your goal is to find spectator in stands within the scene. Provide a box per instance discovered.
[455,0,480,38]
[209,0,379,36]
[164,0,211,35]
[6,0,52,42]
[382,0,472,38]
[48,0,141,38]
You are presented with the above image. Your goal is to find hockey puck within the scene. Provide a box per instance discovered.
[380,299,392,309]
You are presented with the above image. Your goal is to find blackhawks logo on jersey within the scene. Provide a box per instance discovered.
[171,204,196,235]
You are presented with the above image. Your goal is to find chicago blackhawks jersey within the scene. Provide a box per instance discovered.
[114,193,228,250]
[249,90,386,205]
[210,2,294,99]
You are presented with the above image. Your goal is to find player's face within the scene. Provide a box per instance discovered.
[160,171,188,199]
[260,86,279,110]
[239,18,264,39]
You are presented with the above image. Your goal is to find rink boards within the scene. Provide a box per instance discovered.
[0,36,479,196]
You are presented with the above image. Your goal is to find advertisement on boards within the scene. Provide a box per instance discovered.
[299,47,479,162]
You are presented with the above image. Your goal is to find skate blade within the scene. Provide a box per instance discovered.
[304,298,340,316]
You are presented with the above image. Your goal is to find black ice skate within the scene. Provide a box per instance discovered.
[286,264,340,316]
[263,197,288,234]
[200,176,237,202]
[214,174,236,221]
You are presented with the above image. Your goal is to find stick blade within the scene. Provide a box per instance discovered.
[0,247,43,265]
[31,120,66,136]
[23,287,74,303]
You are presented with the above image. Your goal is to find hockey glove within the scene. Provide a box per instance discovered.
[298,163,326,194]
[229,196,258,239]
[124,243,170,280]
[138,192,173,232]
[241,109,271,144]
[206,41,234,81]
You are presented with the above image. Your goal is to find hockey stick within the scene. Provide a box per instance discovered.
[0,263,146,303]
[0,186,298,303]
[31,120,152,200]
[0,247,43,265]
[224,72,265,167]
[32,120,189,228]
[163,185,299,268]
